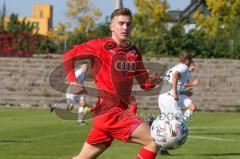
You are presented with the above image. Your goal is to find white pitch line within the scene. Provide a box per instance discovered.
[188,135,237,142]
[189,126,240,130]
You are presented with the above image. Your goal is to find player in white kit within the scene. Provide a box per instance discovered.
[50,62,88,124]
[66,62,88,124]
[158,51,196,121]
[157,51,197,155]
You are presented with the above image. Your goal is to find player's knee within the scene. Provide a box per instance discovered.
[191,104,197,112]
[144,140,159,152]
[141,130,156,147]
[131,123,154,146]
[188,103,196,112]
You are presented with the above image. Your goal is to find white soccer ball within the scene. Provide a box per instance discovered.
[150,117,188,150]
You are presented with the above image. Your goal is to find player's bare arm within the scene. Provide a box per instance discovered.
[172,71,181,101]
[184,78,200,87]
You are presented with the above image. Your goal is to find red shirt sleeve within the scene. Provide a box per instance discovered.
[134,49,155,90]
[62,39,100,82]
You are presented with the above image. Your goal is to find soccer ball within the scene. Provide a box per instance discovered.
[150,117,188,150]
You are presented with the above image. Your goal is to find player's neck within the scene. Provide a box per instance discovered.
[111,36,126,45]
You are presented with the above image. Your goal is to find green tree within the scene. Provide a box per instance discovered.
[67,32,87,49]
[193,0,240,59]
[130,0,169,56]
[89,17,111,38]
[132,0,169,38]
[6,14,20,34]
[54,22,69,35]
[228,16,240,58]
[194,0,240,38]
[6,14,37,34]
[66,0,102,33]
[20,18,37,34]
[35,35,57,54]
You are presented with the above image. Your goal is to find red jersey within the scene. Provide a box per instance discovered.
[62,38,154,115]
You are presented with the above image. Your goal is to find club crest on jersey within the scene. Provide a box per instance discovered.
[126,50,138,61]
[129,50,137,57]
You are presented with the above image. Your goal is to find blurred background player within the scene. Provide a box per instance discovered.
[157,51,194,155]
[50,62,88,124]
[66,62,88,124]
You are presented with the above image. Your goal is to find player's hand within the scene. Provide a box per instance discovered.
[69,82,84,95]
[192,79,200,86]
[173,93,179,101]
[149,72,162,85]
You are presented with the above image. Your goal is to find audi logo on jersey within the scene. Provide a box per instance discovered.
[115,60,136,72]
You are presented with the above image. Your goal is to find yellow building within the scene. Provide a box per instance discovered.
[5,4,53,35]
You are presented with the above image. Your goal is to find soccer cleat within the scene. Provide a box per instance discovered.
[77,120,87,125]
[159,149,170,156]
[147,116,155,126]
[48,104,55,112]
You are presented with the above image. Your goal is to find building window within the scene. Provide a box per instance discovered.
[40,10,43,18]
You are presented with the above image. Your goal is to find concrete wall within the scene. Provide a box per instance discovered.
[0,55,239,111]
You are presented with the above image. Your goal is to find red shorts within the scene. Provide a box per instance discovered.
[86,106,142,146]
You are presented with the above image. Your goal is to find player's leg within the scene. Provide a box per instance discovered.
[187,102,197,112]
[48,90,73,112]
[65,87,75,110]
[180,95,196,121]
[66,103,74,111]
[71,142,108,159]
[49,101,73,112]
[183,102,196,121]
[62,88,75,111]
[128,122,159,159]
[158,93,178,117]
[77,96,86,124]
[72,118,114,159]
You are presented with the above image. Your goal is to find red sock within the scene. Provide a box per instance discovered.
[136,147,156,159]
[130,103,137,114]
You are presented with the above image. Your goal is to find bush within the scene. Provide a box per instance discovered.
[0,31,37,57]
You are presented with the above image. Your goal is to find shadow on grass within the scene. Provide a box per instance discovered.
[0,139,32,143]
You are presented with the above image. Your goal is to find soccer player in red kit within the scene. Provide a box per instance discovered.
[129,95,138,114]
[62,8,161,159]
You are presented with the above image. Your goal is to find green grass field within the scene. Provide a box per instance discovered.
[1,108,240,159]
